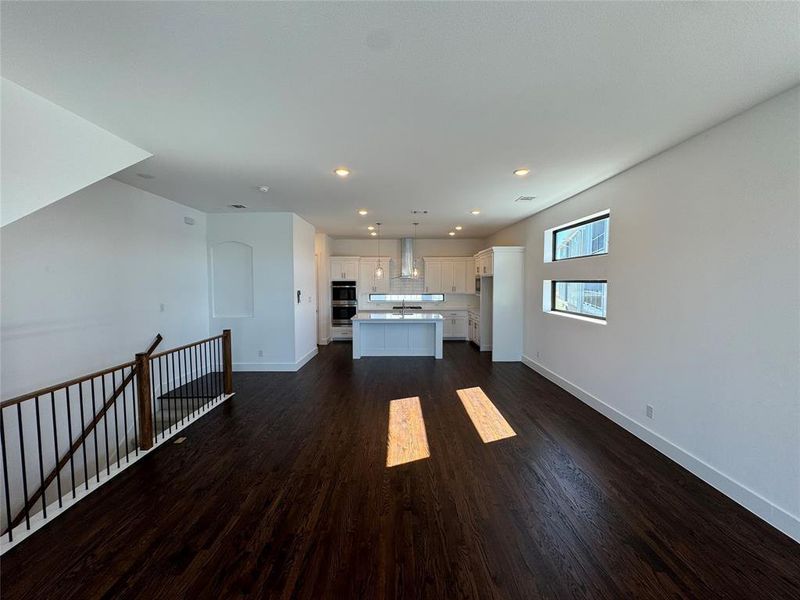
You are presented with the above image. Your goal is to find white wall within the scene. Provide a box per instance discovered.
[1,177,210,398]
[292,215,318,364]
[315,233,332,343]
[207,212,318,371]
[486,87,800,541]
[0,79,151,227]
[207,213,294,369]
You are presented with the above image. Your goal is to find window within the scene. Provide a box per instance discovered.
[551,281,607,320]
[553,215,609,261]
[368,293,445,303]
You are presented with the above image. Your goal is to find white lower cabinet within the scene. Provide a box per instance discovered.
[442,311,467,339]
[468,311,480,345]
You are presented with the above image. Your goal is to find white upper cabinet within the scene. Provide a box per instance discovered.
[423,260,442,293]
[359,258,390,293]
[330,257,359,281]
[423,257,471,293]
[474,250,494,277]
[466,259,476,294]
[452,260,467,293]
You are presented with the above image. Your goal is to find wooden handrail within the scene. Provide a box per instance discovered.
[3,334,163,534]
[2,330,233,538]
[148,334,224,360]
[1,361,136,409]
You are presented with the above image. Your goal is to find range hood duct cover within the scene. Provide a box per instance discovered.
[398,237,415,278]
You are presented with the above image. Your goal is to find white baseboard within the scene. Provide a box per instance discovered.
[520,354,800,543]
[234,347,318,373]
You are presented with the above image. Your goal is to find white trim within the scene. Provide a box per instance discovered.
[521,354,800,543]
[295,347,319,370]
[0,392,236,555]
[544,310,607,325]
[234,346,318,372]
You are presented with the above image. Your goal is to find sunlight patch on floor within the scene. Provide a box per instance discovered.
[457,387,516,443]
[386,396,430,467]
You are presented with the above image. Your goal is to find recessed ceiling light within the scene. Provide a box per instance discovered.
[136,173,155,179]
[367,225,375,230]
[455,226,463,231]
[448,231,455,236]
[471,209,481,215]
[257,185,270,193]
[513,168,530,177]
[358,209,368,216]
[370,231,377,236]
[229,204,247,209]
[334,167,351,177]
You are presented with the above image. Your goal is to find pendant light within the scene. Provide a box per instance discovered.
[375,223,384,280]
[411,222,420,279]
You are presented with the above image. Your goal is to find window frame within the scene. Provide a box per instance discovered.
[551,214,609,262]
[550,279,608,321]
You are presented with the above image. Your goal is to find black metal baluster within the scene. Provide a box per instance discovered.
[207,340,214,403]
[16,404,30,528]
[130,369,139,456]
[217,337,223,398]
[101,376,110,476]
[158,355,167,434]
[65,387,76,497]
[169,352,178,429]
[50,392,63,506]
[120,372,130,463]
[183,349,192,415]
[193,345,201,411]
[150,357,158,440]
[34,396,47,518]
[212,339,219,401]
[201,342,208,410]
[111,371,120,469]
[78,382,89,488]
[90,379,100,482]
[1,409,12,541]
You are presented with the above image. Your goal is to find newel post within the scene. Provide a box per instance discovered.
[135,352,154,450]
[222,329,233,395]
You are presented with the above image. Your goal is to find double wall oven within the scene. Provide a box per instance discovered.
[331,281,357,332]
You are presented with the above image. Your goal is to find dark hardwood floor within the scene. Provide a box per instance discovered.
[3,342,799,599]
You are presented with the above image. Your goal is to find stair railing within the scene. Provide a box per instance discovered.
[0,329,233,547]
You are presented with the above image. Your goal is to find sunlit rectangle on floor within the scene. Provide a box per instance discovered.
[386,396,430,467]
[457,387,516,443]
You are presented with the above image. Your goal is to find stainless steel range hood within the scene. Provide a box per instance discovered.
[396,237,415,278]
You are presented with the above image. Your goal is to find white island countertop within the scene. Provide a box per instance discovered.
[352,312,443,321]
[352,312,444,358]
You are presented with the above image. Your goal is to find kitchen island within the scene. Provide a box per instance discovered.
[352,312,444,359]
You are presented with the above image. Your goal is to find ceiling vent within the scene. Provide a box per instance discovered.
[515,196,536,203]
[229,204,247,209]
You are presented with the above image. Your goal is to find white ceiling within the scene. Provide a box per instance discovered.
[2,2,798,238]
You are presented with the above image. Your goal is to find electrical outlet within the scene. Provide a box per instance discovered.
[258,350,264,357]
[536,351,540,359]
[646,405,654,419]
[160,303,165,313]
